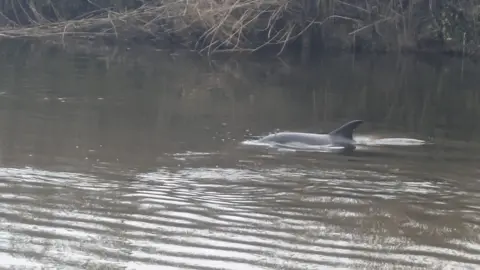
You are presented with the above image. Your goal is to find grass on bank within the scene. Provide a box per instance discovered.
[0,0,312,55]
[1,0,480,56]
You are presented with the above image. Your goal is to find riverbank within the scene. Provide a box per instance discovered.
[1,0,479,60]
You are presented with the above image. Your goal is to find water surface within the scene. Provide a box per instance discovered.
[0,41,479,269]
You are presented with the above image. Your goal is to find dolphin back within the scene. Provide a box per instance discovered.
[328,120,364,140]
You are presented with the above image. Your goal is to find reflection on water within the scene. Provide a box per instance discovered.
[0,40,479,269]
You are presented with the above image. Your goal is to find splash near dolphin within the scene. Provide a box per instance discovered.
[242,120,364,154]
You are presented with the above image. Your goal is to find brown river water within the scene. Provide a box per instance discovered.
[0,41,479,269]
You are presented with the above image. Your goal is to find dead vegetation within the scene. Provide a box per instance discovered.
[0,0,313,55]
[1,0,480,57]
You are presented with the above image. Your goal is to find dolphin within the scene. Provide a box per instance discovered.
[257,120,364,153]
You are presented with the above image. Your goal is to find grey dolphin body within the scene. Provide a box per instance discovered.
[258,120,364,152]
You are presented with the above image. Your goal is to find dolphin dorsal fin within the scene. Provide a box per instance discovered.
[328,120,364,140]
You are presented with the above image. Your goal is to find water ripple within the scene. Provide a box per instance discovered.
[0,163,478,269]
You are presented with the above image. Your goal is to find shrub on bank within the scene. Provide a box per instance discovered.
[0,0,479,57]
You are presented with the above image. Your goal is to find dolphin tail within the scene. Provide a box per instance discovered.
[328,120,364,140]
